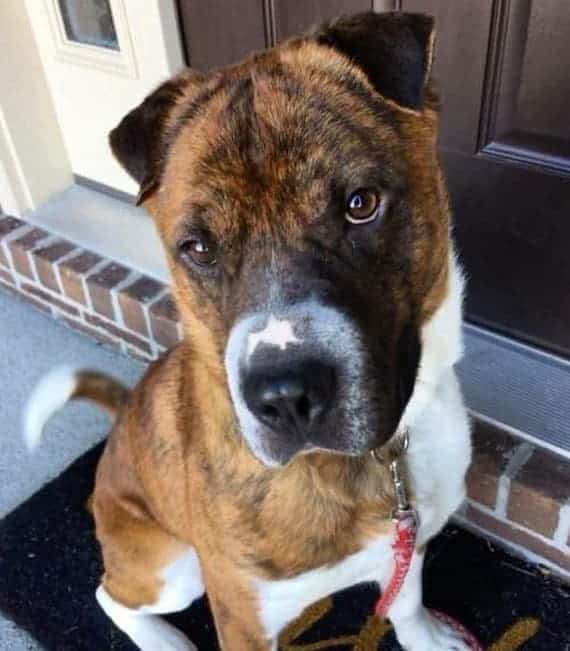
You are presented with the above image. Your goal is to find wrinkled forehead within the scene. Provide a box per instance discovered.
[160,47,405,234]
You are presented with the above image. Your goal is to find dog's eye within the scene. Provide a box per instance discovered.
[345,188,382,224]
[179,236,217,267]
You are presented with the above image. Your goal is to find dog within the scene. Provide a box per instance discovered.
[25,12,472,651]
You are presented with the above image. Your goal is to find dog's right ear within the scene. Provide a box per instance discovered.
[109,70,205,205]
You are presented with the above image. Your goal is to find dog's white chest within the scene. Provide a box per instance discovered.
[254,535,392,639]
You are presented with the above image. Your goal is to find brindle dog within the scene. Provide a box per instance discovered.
[27,11,473,651]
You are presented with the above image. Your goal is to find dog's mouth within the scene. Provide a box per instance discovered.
[224,300,398,467]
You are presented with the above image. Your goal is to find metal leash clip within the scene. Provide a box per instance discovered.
[371,430,418,523]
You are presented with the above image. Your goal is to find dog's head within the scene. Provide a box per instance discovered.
[110,12,450,467]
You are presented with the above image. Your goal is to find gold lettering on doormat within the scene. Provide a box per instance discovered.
[488,617,540,651]
[279,598,540,650]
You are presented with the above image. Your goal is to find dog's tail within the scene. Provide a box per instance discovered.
[23,366,130,451]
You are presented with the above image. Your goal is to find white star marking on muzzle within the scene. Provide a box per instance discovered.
[247,315,301,359]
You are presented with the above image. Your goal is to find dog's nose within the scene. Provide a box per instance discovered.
[243,360,336,435]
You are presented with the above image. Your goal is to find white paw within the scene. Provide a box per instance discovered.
[153,623,197,651]
[395,609,472,651]
[96,585,198,651]
[128,615,197,651]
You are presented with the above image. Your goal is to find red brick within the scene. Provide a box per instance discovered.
[507,449,569,539]
[465,503,570,574]
[10,248,33,278]
[0,216,24,238]
[60,272,86,305]
[21,282,79,317]
[149,294,180,348]
[61,250,103,275]
[0,268,15,286]
[118,275,164,336]
[59,251,103,305]
[150,292,178,319]
[8,228,50,278]
[85,312,152,355]
[87,262,129,319]
[467,421,518,509]
[33,240,76,293]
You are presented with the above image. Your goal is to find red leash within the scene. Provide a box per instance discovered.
[371,434,484,650]
[374,511,418,618]
[428,609,485,650]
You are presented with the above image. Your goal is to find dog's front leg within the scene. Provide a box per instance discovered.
[385,550,471,651]
[207,584,275,651]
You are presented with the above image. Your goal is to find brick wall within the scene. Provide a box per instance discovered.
[1,214,569,580]
[0,216,180,361]
[460,421,570,578]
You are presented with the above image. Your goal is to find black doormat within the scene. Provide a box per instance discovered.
[0,443,569,650]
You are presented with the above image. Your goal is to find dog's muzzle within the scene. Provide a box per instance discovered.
[224,301,370,466]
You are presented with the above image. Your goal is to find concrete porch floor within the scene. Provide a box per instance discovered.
[0,289,144,649]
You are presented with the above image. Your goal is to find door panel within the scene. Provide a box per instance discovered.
[177,0,269,70]
[443,150,570,357]
[404,0,570,357]
[509,3,570,140]
[272,0,372,41]
[479,0,570,177]
[400,0,494,153]
[178,1,374,67]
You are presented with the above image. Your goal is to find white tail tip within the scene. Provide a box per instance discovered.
[23,366,79,452]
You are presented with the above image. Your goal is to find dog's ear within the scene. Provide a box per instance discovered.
[315,11,435,110]
[109,70,204,205]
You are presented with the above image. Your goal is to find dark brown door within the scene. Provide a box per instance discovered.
[176,1,269,71]
[402,0,570,358]
[177,0,372,70]
[177,0,570,358]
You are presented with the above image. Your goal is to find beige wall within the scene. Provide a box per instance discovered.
[0,0,72,216]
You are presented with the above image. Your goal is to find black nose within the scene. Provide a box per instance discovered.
[243,360,336,436]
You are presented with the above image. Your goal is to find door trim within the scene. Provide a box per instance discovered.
[43,0,139,78]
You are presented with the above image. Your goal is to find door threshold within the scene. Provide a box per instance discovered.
[459,323,570,458]
[23,183,168,283]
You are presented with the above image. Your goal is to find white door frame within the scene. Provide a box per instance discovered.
[0,0,184,217]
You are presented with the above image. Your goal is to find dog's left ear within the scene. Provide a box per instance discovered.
[315,11,435,110]
[109,70,205,205]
